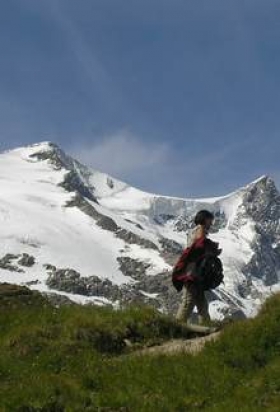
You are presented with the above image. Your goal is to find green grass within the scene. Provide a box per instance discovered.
[0,283,279,411]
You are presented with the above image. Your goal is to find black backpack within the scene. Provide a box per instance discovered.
[195,255,224,290]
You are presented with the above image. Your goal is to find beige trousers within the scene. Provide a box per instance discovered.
[176,282,210,324]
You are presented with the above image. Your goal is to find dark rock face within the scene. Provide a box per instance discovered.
[46,268,121,299]
[29,144,98,203]
[0,254,23,272]
[153,214,176,225]
[124,218,144,230]
[18,253,35,267]
[43,263,57,271]
[45,266,164,308]
[211,210,227,233]
[65,194,159,250]
[43,259,184,316]
[23,145,280,317]
[215,305,247,320]
[116,228,158,249]
[239,177,280,286]
[137,271,179,313]
[39,148,160,251]
[237,278,253,299]
[159,238,183,265]
[174,215,193,233]
[59,170,97,202]
[117,257,151,281]
[0,253,35,272]
[115,253,186,315]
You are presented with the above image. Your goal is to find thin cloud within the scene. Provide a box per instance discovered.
[6,0,279,197]
[68,132,261,197]
[69,130,169,177]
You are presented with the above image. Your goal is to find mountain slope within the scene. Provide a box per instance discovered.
[0,141,279,319]
[0,284,280,411]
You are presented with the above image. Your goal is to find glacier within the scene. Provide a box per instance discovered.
[0,141,279,320]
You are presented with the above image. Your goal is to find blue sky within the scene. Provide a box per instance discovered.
[0,0,280,197]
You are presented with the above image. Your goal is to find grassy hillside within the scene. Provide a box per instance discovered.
[0,283,279,411]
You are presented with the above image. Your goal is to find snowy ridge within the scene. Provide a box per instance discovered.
[0,141,279,320]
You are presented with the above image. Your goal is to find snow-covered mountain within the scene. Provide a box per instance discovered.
[0,141,279,320]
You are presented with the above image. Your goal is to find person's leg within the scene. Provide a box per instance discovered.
[196,290,210,324]
[176,283,196,323]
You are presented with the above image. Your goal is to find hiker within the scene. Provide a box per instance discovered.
[173,210,222,325]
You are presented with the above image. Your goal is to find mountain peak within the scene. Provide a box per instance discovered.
[247,174,275,188]
[2,141,62,158]
[245,174,278,195]
[2,141,278,206]
[26,141,75,169]
[26,141,63,157]
[249,174,269,185]
[29,141,59,150]
[0,140,280,319]
[234,175,279,203]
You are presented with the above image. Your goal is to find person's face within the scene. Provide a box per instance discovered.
[205,218,214,230]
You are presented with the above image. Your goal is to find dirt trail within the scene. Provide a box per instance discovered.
[134,332,221,356]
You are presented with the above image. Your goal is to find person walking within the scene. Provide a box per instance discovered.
[173,210,222,325]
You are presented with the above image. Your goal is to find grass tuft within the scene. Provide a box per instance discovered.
[0,283,279,411]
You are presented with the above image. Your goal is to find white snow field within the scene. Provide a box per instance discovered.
[0,141,279,319]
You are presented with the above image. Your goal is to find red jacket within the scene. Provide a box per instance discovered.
[172,236,220,291]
